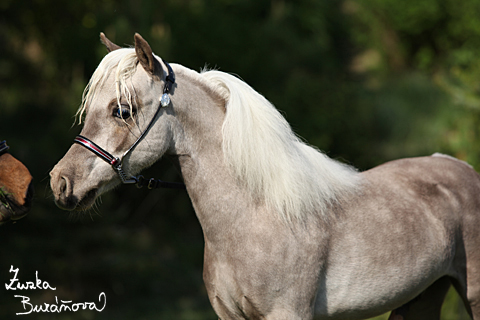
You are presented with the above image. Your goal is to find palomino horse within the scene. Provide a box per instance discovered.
[50,33,480,320]
[0,140,33,223]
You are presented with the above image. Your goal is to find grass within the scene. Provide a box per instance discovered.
[366,287,471,320]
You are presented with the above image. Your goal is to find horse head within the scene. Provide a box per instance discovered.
[0,142,33,223]
[50,34,181,211]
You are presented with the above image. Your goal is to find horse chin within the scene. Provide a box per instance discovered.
[0,195,31,223]
[55,188,98,212]
[0,204,13,223]
[76,189,98,211]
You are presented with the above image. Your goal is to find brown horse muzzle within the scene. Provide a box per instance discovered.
[0,153,34,223]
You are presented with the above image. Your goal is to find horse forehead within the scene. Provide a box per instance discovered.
[86,65,158,115]
[131,66,159,95]
[109,66,157,98]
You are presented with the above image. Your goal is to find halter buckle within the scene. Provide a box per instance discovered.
[111,161,137,184]
[111,157,121,167]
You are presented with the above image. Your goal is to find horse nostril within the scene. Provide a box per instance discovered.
[52,174,71,199]
[51,175,78,211]
[59,177,67,194]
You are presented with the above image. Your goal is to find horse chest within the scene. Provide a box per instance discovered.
[202,228,325,319]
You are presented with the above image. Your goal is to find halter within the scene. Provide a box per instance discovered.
[73,59,186,190]
[0,140,9,156]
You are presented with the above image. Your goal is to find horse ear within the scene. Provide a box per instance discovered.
[134,33,156,75]
[100,32,121,52]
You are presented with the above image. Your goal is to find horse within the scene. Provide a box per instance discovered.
[0,140,33,224]
[50,33,480,320]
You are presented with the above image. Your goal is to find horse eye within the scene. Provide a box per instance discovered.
[114,106,132,120]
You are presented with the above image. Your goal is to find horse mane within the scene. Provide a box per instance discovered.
[77,48,362,222]
[202,70,362,222]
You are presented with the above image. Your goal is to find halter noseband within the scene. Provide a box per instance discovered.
[0,141,10,156]
[73,59,185,190]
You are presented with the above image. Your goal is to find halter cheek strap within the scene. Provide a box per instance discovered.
[160,60,175,107]
[73,59,186,190]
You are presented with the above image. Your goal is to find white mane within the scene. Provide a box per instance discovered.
[77,48,361,222]
[202,71,362,222]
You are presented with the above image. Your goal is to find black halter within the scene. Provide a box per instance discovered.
[0,140,9,156]
[73,60,186,190]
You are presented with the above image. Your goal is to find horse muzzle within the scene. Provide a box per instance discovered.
[0,181,34,221]
[50,166,99,211]
[0,152,34,224]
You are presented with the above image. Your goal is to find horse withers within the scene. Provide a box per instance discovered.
[50,33,480,320]
[0,141,33,223]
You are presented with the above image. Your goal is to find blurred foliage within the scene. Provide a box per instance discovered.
[0,0,478,319]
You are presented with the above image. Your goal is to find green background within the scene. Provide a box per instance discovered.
[0,0,477,318]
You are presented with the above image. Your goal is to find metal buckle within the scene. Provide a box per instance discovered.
[147,178,156,189]
[112,162,137,184]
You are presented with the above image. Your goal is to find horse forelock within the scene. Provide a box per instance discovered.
[201,70,363,223]
[77,48,139,125]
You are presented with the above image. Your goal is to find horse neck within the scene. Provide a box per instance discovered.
[172,67,256,242]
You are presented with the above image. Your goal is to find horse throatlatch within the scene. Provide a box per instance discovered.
[73,60,185,190]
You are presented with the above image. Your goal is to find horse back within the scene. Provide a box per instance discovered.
[363,154,480,226]
[361,154,480,260]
